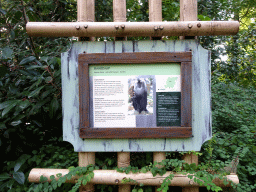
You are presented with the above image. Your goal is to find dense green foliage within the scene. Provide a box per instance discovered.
[0,0,256,191]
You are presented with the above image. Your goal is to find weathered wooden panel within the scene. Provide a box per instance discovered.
[61,40,211,152]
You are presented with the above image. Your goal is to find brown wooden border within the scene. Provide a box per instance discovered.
[78,52,192,139]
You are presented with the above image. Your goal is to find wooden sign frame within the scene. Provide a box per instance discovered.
[78,52,192,139]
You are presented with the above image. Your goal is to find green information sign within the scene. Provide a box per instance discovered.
[156,92,181,126]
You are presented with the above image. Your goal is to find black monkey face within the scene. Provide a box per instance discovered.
[136,79,145,89]
[137,79,142,88]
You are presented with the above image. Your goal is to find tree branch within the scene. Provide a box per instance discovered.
[20,0,39,60]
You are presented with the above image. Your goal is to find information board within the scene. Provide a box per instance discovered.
[89,64,181,128]
[78,52,192,139]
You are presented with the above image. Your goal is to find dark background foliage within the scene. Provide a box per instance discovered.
[0,0,255,191]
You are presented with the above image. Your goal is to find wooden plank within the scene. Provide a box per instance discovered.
[78,52,192,63]
[80,127,192,138]
[79,63,89,128]
[181,62,192,127]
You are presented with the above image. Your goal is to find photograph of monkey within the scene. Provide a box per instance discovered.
[128,77,153,115]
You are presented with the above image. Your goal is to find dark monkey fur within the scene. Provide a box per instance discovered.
[132,79,148,114]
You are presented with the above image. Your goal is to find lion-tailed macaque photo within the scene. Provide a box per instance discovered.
[132,79,148,114]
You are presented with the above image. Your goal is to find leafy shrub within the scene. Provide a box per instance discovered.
[200,80,256,192]
[211,81,256,133]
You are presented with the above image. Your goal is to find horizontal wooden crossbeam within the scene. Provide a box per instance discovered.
[26,21,239,37]
[28,168,239,187]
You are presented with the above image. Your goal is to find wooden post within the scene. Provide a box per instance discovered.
[153,152,166,192]
[77,0,95,41]
[182,153,199,192]
[113,0,126,40]
[180,2,198,191]
[78,1,95,191]
[180,0,197,40]
[117,152,131,192]
[113,1,130,192]
[149,0,162,40]
[79,152,95,192]
[149,0,162,22]
[149,1,165,191]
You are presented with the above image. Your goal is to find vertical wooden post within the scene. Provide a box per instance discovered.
[182,153,199,192]
[149,0,162,40]
[153,152,166,192]
[113,0,126,22]
[149,0,162,22]
[180,0,197,39]
[117,152,131,192]
[149,1,165,191]
[78,1,95,192]
[113,0,126,41]
[180,1,198,191]
[78,152,95,192]
[77,0,95,41]
[113,1,130,192]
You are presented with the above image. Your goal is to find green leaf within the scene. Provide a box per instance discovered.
[13,172,25,184]
[190,163,197,170]
[2,100,20,117]
[198,15,211,21]
[67,174,72,180]
[56,173,62,177]
[1,47,13,59]
[88,166,94,172]
[52,183,57,190]
[82,179,87,185]
[10,30,15,40]
[14,161,24,172]
[40,175,48,182]
[20,56,36,65]
[11,120,22,126]
[89,172,94,178]
[141,167,147,173]
[49,97,59,118]
[26,65,45,70]
[252,146,256,154]
[28,86,45,98]
[0,173,11,181]
[19,100,30,110]
[0,8,7,15]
